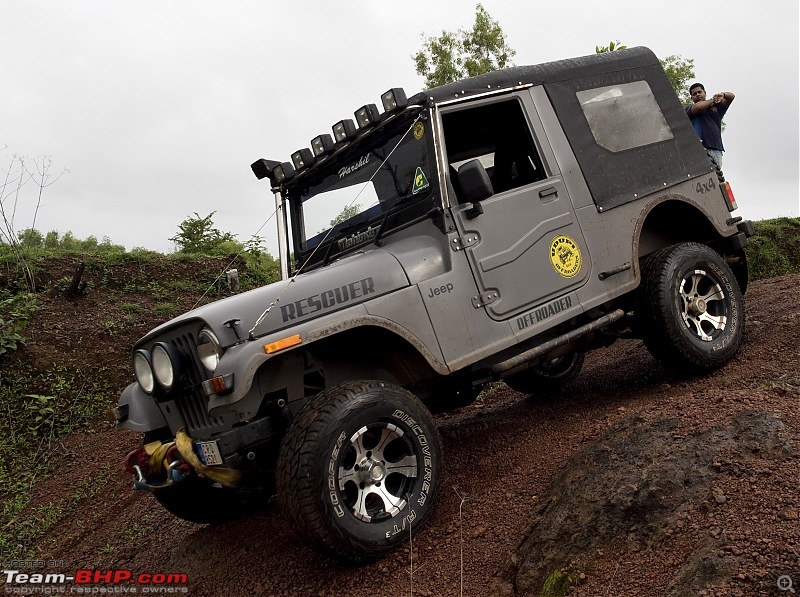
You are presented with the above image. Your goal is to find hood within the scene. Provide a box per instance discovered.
[139,250,410,348]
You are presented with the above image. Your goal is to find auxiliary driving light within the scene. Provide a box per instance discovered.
[250,158,280,181]
[355,104,381,129]
[311,134,335,157]
[332,119,357,143]
[291,148,315,171]
[272,162,296,183]
[381,88,407,114]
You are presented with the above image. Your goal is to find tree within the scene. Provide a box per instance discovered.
[660,55,696,105]
[413,4,516,88]
[329,204,362,228]
[170,212,240,255]
[595,40,695,104]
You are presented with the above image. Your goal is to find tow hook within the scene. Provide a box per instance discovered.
[124,444,191,491]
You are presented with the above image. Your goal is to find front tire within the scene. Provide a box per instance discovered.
[637,242,744,371]
[277,381,442,562]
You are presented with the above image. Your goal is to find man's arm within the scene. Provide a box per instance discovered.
[688,98,715,116]
[714,91,735,108]
[689,91,734,115]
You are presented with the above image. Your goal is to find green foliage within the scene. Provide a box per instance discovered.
[0,292,38,356]
[414,3,515,88]
[595,40,627,53]
[745,217,800,281]
[240,251,281,289]
[154,303,176,318]
[329,204,362,228]
[594,40,695,104]
[660,54,696,105]
[0,364,115,558]
[540,567,581,597]
[170,211,241,256]
[12,228,127,257]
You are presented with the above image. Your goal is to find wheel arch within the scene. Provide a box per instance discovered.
[634,196,727,262]
[244,320,447,412]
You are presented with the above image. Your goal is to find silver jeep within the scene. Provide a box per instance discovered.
[111,46,754,561]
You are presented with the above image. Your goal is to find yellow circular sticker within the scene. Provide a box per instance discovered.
[413,121,425,140]
[549,235,582,278]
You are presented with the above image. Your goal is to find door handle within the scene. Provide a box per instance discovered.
[539,187,558,199]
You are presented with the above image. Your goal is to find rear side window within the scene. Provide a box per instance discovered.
[577,81,672,152]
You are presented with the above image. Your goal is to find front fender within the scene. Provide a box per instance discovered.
[116,383,168,432]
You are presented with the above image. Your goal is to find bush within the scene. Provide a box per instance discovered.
[0,292,37,355]
[745,217,800,281]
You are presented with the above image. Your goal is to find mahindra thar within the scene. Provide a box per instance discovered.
[111,47,754,561]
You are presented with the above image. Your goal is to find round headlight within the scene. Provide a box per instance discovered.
[152,344,175,389]
[197,328,223,373]
[133,350,155,394]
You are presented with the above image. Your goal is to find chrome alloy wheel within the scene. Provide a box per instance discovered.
[679,269,728,341]
[338,423,418,522]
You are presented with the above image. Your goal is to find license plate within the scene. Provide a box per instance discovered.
[194,440,223,466]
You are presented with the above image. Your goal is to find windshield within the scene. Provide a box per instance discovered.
[288,113,435,255]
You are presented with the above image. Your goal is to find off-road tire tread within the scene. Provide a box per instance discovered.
[637,242,743,372]
[276,380,440,562]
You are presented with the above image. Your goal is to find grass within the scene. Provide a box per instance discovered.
[0,366,115,560]
[540,567,582,597]
[745,217,800,281]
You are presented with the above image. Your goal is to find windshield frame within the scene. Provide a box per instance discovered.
[284,108,438,271]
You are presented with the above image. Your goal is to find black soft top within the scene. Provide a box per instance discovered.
[427,47,711,212]
[426,46,661,102]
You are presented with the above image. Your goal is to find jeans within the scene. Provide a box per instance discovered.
[706,149,723,170]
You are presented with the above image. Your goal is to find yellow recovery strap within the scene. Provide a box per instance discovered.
[142,428,243,489]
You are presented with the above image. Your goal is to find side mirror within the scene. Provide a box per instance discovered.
[457,159,493,220]
[458,159,494,203]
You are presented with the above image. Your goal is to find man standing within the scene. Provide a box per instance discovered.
[685,83,735,170]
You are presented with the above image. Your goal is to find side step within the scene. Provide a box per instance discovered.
[490,309,625,376]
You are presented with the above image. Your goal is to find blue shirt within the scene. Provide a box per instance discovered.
[685,103,728,151]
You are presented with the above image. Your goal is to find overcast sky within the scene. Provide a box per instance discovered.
[2,1,798,256]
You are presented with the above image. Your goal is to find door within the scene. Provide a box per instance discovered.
[441,93,590,321]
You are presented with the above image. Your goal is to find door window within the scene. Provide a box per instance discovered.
[442,99,546,201]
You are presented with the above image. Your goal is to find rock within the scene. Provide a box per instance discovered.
[507,410,795,594]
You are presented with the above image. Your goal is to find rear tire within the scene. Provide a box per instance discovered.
[277,381,442,562]
[637,242,744,371]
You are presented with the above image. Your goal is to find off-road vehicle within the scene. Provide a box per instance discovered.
[111,47,754,561]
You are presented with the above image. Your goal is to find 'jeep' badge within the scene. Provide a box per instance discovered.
[549,235,582,278]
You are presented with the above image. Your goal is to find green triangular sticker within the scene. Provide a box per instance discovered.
[412,167,430,194]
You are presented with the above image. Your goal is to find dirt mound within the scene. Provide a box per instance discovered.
[507,410,796,595]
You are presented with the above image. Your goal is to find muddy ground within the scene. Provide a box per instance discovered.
[3,267,799,596]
